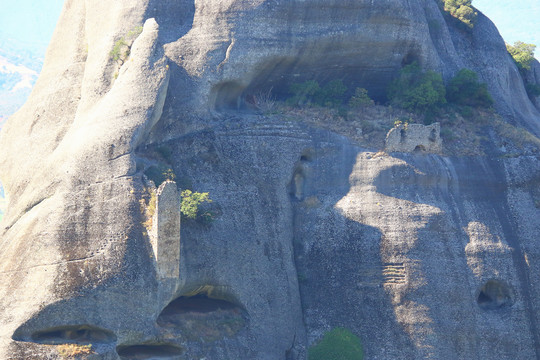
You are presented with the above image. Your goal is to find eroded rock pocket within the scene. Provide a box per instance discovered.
[477,280,515,310]
[14,325,116,345]
[157,294,248,342]
[116,344,183,360]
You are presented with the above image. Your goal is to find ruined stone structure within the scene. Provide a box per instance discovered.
[385,123,442,153]
[150,180,181,280]
[1,1,540,359]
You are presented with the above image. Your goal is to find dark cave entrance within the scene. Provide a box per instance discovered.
[158,294,239,316]
[477,280,515,310]
[21,325,117,345]
[210,49,410,112]
[116,344,183,360]
[156,293,248,342]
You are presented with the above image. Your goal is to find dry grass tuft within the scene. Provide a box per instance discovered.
[57,344,93,358]
[140,188,157,231]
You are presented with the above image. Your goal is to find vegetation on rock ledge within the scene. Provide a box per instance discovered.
[308,327,364,360]
[110,25,143,63]
[506,41,540,99]
[506,41,537,72]
[181,190,213,220]
[447,68,493,107]
[387,62,446,117]
[441,0,477,29]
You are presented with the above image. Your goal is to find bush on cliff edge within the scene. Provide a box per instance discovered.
[387,62,446,116]
[308,327,364,360]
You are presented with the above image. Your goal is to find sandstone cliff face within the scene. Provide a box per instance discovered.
[1,1,540,359]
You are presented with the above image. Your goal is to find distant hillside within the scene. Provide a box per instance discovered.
[0,37,40,220]
[0,36,44,127]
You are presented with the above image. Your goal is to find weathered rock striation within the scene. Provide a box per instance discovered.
[1,0,540,359]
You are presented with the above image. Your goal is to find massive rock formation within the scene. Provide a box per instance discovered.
[1,0,540,359]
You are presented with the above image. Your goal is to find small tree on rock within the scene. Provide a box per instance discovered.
[180,190,212,220]
[506,41,536,72]
[388,62,446,115]
[447,69,493,107]
[442,0,477,29]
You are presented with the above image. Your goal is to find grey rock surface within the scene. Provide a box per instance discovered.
[1,0,540,359]
[525,59,540,111]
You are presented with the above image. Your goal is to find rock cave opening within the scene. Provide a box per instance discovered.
[159,294,238,315]
[211,51,402,112]
[156,294,248,341]
[413,145,426,153]
[116,344,183,360]
[401,51,421,67]
[212,81,246,111]
[477,280,515,311]
[22,325,117,345]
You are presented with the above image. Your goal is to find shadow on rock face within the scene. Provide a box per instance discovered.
[157,294,248,342]
[116,344,183,360]
[27,325,116,345]
[287,134,419,358]
[145,0,195,44]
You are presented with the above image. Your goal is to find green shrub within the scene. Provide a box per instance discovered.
[288,80,347,108]
[458,105,474,119]
[181,190,212,220]
[314,80,347,107]
[110,38,128,61]
[126,26,143,38]
[506,41,536,71]
[442,0,477,28]
[387,62,446,114]
[308,327,364,360]
[348,88,374,108]
[110,25,144,62]
[287,80,321,106]
[447,69,493,107]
